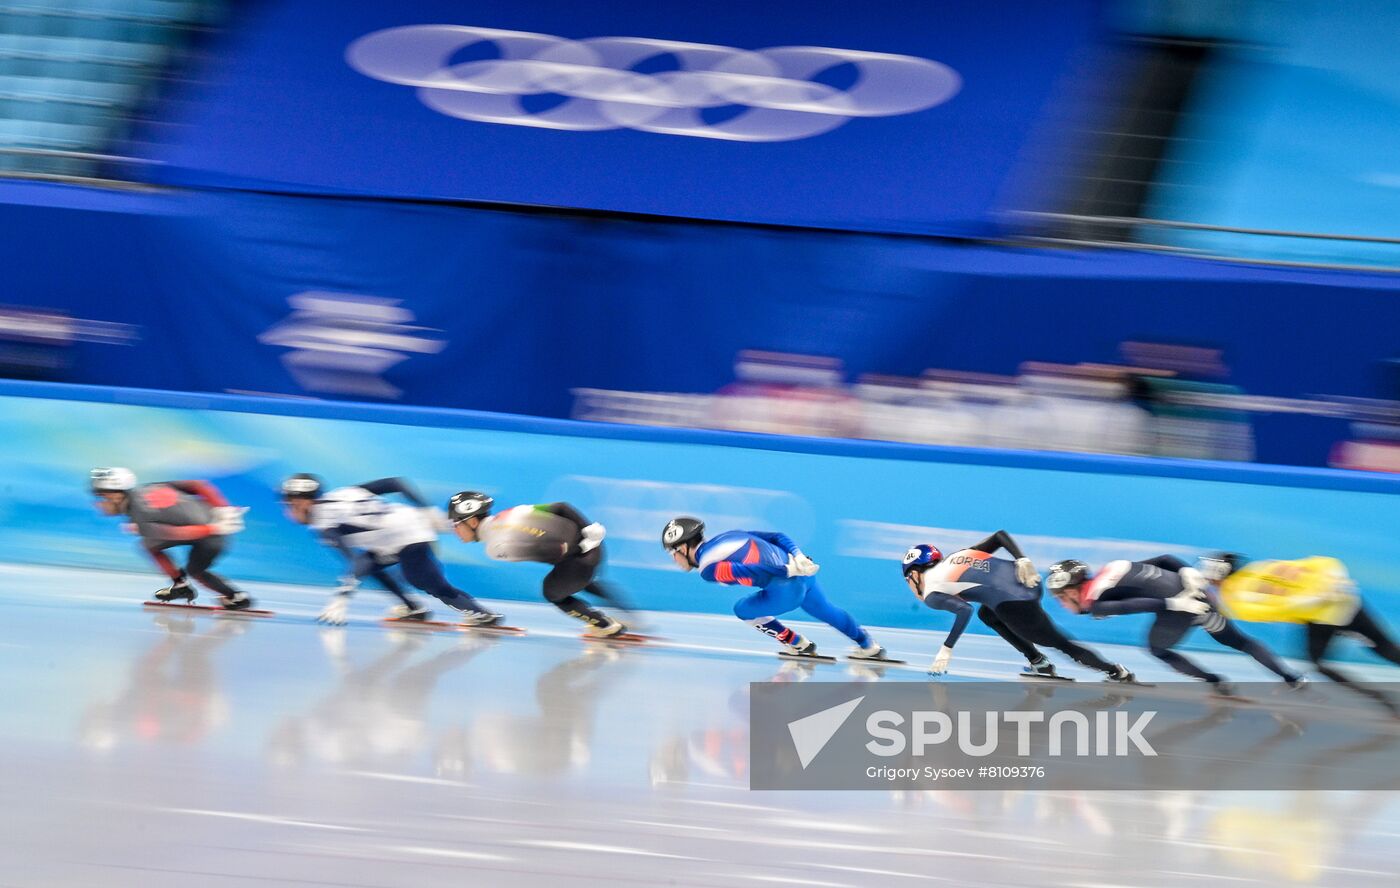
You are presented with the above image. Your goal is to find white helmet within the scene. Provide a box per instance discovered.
[90,467,137,493]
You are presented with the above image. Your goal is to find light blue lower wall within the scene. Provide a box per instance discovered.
[3,381,1398,663]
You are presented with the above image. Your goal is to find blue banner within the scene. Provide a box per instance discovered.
[137,0,1103,235]
[5,183,1400,466]
[2,381,1397,661]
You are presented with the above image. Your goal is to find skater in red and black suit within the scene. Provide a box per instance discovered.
[90,467,254,610]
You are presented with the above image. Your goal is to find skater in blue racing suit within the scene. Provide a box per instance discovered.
[661,516,888,660]
[902,530,1132,681]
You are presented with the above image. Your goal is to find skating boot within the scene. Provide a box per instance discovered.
[1210,680,1242,699]
[782,636,821,658]
[154,578,195,604]
[459,609,505,628]
[1022,657,1062,680]
[1104,664,1138,684]
[583,617,628,638]
[386,604,432,622]
[219,592,254,611]
[848,640,890,660]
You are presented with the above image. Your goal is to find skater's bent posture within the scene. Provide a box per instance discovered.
[280,473,501,626]
[1205,553,1399,700]
[447,491,632,637]
[1046,555,1304,694]
[90,466,253,610]
[661,516,888,660]
[903,530,1132,681]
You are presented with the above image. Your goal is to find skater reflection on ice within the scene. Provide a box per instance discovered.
[467,644,638,777]
[266,629,503,769]
[79,613,249,752]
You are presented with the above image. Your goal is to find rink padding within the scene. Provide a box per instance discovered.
[2,379,1397,662]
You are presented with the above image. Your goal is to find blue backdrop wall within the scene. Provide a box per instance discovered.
[3,182,1399,468]
[2,380,1397,662]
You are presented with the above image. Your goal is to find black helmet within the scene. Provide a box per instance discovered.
[448,491,493,523]
[662,516,704,551]
[281,473,323,499]
[1199,552,1245,582]
[1046,560,1091,591]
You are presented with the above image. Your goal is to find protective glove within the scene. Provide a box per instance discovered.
[1015,557,1040,588]
[319,594,351,626]
[334,575,359,596]
[424,507,452,533]
[578,523,606,554]
[1166,591,1211,615]
[1178,567,1210,599]
[210,506,247,536]
[928,645,954,676]
[786,551,820,577]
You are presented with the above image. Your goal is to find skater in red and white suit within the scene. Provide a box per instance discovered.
[90,466,254,610]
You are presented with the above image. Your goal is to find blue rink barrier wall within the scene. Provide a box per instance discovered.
[4,379,1399,662]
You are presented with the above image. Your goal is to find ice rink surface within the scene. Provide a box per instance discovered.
[2,562,1398,888]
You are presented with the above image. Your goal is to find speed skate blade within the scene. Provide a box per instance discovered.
[581,632,655,644]
[143,601,274,617]
[461,623,527,635]
[846,655,906,665]
[1019,671,1075,682]
[778,650,837,663]
[381,618,459,631]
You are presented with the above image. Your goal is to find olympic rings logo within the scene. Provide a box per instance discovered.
[346,25,961,141]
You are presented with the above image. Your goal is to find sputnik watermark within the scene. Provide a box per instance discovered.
[863,708,1156,758]
[751,682,1400,790]
[788,697,1154,770]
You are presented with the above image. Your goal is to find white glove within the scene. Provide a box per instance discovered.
[319,595,351,626]
[334,575,360,596]
[1015,557,1040,588]
[928,645,954,676]
[424,507,452,533]
[579,523,606,554]
[210,506,247,536]
[786,551,820,577]
[1178,567,1209,600]
[1166,591,1211,615]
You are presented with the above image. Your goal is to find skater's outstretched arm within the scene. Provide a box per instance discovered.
[544,502,591,527]
[969,530,1040,587]
[750,531,801,556]
[546,503,607,553]
[700,557,781,587]
[168,480,229,507]
[358,477,428,507]
[1090,598,1167,617]
[319,528,374,578]
[969,530,1026,559]
[922,592,974,648]
[145,521,216,542]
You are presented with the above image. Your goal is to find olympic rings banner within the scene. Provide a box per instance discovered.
[140,0,1104,234]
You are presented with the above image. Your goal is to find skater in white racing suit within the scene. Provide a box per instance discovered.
[280,473,501,626]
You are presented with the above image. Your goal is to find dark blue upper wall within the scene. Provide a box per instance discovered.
[1,180,1398,468]
[130,0,1103,236]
